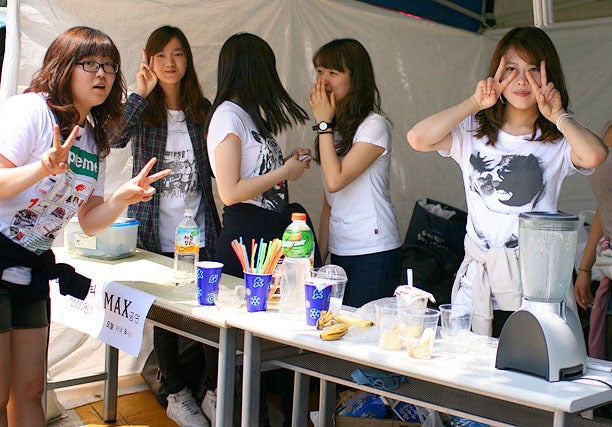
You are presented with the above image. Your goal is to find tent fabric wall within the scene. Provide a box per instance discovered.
[2,0,612,407]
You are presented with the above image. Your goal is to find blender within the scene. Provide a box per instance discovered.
[495,211,586,381]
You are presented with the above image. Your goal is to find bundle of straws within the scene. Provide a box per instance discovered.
[231,237,284,274]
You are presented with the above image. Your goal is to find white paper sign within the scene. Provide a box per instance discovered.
[50,279,156,357]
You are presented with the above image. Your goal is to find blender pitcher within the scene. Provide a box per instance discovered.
[519,211,578,304]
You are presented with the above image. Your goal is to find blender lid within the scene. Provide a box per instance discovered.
[519,211,578,221]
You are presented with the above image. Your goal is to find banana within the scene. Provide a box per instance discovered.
[320,323,349,340]
[316,310,334,330]
[334,315,374,329]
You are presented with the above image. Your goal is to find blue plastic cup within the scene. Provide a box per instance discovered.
[244,271,272,312]
[196,261,223,305]
[304,277,332,326]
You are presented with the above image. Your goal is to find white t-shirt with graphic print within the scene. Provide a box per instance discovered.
[442,114,588,252]
[441,114,592,309]
[0,93,105,283]
[158,109,201,253]
[0,92,105,252]
[207,101,287,213]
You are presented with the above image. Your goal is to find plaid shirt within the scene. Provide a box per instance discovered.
[110,93,220,258]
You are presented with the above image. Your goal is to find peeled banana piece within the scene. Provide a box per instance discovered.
[319,323,349,340]
[334,315,375,329]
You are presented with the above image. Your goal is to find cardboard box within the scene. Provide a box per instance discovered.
[334,415,420,427]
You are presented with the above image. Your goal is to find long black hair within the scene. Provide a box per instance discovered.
[206,32,308,138]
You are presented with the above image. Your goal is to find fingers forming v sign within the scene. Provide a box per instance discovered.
[135,49,158,97]
[120,157,171,205]
[473,55,517,111]
[526,60,562,122]
[41,125,79,175]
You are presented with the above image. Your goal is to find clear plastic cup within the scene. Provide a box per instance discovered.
[404,308,440,359]
[311,265,347,314]
[375,301,405,351]
[439,303,472,353]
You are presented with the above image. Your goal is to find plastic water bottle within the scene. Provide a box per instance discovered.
[279,213,314,319]
[174,208,200,285]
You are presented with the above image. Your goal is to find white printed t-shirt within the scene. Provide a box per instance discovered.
[326,112,401,256]
[0,92,105,255]
[158,109,201,253]
[441,114,591,308]
[207,101,288,213]
[443,114,588,251]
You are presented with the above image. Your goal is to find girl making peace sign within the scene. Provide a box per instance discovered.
[407,26,608,338]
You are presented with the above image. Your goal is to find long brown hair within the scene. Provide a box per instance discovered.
[27,26,125,158]
[142,26,210,126]
[312,39,384,161]
[206,33,308,139]
[475,26,568,145]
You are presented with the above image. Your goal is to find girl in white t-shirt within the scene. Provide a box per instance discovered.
[308,39,402,308]
[207,33,321,279]
[0,27,169,426]
[407,26,608,337]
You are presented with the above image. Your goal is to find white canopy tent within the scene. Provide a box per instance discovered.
[1,0,611,412]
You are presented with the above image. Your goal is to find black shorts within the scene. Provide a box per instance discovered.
[0,280,49,332]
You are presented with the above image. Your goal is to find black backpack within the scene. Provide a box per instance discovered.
[400,199,467,306]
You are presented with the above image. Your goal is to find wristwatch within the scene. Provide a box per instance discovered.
[312,121,333,132]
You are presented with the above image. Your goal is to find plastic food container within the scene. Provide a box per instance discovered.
[64,217,139,260]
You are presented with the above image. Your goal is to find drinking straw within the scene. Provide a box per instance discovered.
[231,240,248,272]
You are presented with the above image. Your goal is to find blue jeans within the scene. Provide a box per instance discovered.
[331,247,402,308]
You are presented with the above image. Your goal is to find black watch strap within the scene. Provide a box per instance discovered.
[312,121,333,131]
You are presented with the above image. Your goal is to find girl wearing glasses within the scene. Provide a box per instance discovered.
[110,26,220,427]
[0,26,170,426]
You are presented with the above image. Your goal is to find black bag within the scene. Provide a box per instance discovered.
[401,198,467,306]
[141,336,208,406]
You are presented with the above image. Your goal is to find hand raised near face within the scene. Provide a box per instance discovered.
[526,60,564,123]
[135,49,158,98]
[471,55,517,111]
[40,125,79,176]
[308,79,335,124]
[114,157,171,205]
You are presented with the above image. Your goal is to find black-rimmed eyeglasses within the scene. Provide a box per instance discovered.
[74,60,120,74]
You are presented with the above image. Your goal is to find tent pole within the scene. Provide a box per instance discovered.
[0,0,20,102]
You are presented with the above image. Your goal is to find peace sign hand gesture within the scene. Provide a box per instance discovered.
[526,60,563,123]
[471,55,517,111]
[135,49,158,98]
[112,157,171,206]
[40,125,78,176]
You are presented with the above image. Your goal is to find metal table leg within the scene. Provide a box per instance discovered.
[291,372,309,427]
[103,344,118,423]
[217,327,237,427]
[319,379,335,427]
[242,331,262,426]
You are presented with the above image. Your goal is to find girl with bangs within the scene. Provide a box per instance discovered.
[407,26,607,337]
[308,38,402,308]
[110,25,220,427]
[0,26,169,426]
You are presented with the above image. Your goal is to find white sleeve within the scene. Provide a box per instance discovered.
[207,107,247,175]
[0,94,55,167]
[353,114,391,154]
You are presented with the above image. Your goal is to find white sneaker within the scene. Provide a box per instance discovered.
[201,389,217,427]
[166,387,210,427]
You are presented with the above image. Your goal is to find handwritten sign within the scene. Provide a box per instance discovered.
[50,279,156,357]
